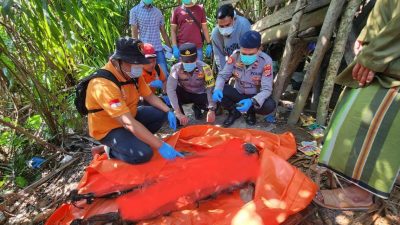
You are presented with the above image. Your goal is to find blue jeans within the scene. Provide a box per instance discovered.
[156,51,169,77]
[197,48,203,61]
[100,106,167,164]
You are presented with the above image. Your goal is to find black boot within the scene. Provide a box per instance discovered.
[192,104,204,120]
[215,103,223,116]
[245,112,256,125]
[223,109,241,127]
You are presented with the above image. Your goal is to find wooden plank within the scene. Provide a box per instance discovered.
[265,0,286,8]
[253,0,331,32]
[219,0,240,6]
[259,6,329,44]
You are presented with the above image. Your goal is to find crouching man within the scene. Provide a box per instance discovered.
[167,42,216,126]
[84,37,182,164]
[212,31,276,127]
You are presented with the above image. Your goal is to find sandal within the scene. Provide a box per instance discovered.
[313,188,373,211]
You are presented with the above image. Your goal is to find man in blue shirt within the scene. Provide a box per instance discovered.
[211,4,251,71]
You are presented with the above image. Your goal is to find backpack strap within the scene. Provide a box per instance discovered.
[182,5,205,43]
[155,64,161,77]
[87,69,138,114]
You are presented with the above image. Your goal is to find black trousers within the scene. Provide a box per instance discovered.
[176,85,208,114]
[221,84,276,115]
[100,106,167,164]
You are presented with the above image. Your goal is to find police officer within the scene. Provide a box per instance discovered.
[212,31,276,127]
[167,42,216,126]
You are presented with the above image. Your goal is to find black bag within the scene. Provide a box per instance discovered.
[74,69,137,116]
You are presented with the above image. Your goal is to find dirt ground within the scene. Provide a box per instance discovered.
[1,104,399,225]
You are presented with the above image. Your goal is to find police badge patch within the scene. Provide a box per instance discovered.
[203,65,215,88]
[263,64,272,77]
[227,56,235,65]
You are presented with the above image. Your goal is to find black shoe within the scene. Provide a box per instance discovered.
[223,110,241,127]
[245,112,256,126]
[215,103,223,116]
[192,105,204,120]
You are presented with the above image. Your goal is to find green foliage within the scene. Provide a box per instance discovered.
[15,176,28,188]
[0,0,128,138]
[25,115,43,131]
[0,0,220,189]
[0,176,8,189]
[0,0,219,140]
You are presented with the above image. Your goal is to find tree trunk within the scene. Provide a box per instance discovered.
[281,41,308,93]
[272,0,307,103]
[316,0,363,125]
[288,0,346,125]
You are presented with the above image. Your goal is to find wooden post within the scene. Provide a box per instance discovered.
[281,41,308,93]
[287,0,346,125]
[266,0,286,8]
[272,0,307,103]
[316,0,363,125]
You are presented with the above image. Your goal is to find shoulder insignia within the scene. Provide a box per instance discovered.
[227,56,235,65]
[263,64,272,77]
[203,65,215,88]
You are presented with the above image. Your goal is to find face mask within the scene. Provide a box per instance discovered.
[183,62,196,72]
[143,0,153,5]
[240,53,257,66]
[182,0,193,5]
[218,26,234,36]
[130,66,143,78]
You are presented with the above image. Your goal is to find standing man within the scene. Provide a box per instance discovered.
[130,0,171,77]
[171,0,212,61]
[211,4,251,71]
[212,31,276,127]
[86,37,182,164]
[167,43,216,126]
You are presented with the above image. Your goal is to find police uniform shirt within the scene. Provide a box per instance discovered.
[167,61,216,112]
[215,50,274,107]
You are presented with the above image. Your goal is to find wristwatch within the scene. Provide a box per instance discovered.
[250,98,260,107]
[208,106,216,111]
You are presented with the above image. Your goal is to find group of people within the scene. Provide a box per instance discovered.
[87,0,276,164]
[84,0,399,213]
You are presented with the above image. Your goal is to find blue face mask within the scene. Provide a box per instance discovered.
[143,0,153,5]
[183,62,197,72]
[240,53,257,66]
[182,0,193,5]
[130,66,143,78]
[218,26,234,36]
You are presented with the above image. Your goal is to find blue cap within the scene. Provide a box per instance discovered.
[240,31,261,49]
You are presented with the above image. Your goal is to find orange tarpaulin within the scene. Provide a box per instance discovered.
[46,125,317,225]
